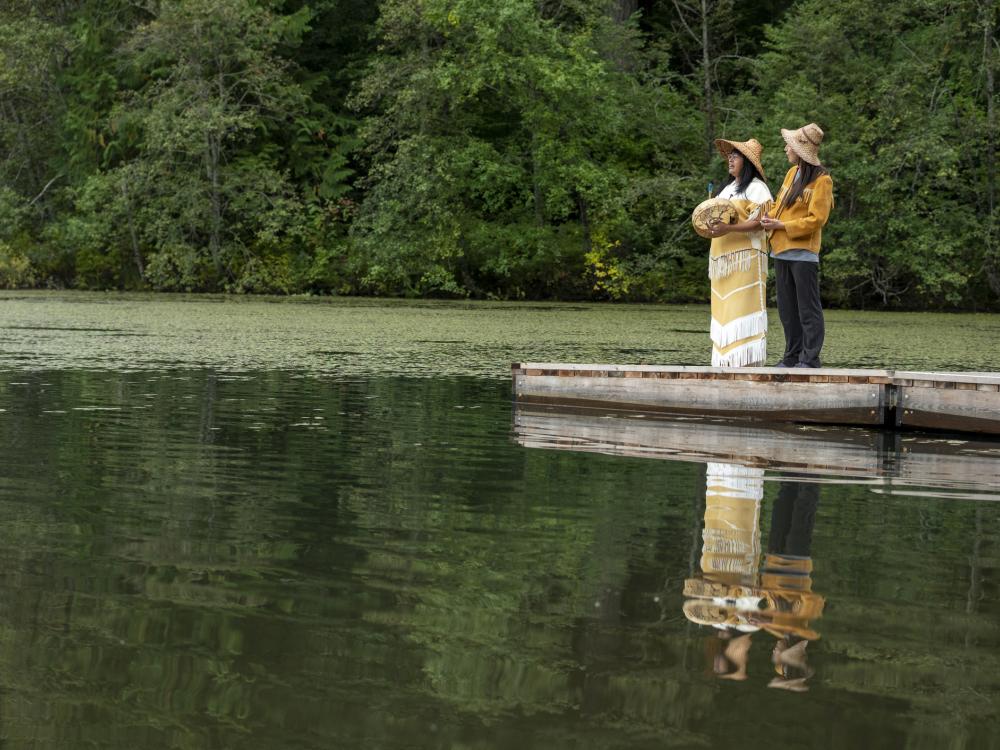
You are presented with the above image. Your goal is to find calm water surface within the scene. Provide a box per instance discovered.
[0,293,997,749]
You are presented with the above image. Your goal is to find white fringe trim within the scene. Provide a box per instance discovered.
[712,336,767,368]
[706,463,765,500]
[703,532,758,556]
[708,247,768,280]
[707,462,764,481]
[710,310,768,349]
[709,248,754,280]
[701,549,758,574]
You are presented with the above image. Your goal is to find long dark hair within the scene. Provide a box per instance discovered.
[715,151,764,197]
[782,161,829,208]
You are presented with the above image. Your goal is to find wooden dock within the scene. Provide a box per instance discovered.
[512,363,1000,435]
[514,404,1000,496]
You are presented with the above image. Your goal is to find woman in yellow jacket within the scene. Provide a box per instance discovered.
[760,123,833,368]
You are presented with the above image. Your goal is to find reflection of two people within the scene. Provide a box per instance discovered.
[683,463,824,691]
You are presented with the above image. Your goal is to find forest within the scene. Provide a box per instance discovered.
[0,0,996,308]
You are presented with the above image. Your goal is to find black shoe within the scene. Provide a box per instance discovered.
[775,362,790,368]
[793,363,814,368]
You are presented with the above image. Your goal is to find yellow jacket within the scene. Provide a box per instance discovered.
[769,166,834,255]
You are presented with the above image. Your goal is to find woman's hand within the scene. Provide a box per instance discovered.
[707,220,730,237]
[759,215,784,230]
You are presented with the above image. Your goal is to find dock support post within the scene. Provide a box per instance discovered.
[883,383,901,429]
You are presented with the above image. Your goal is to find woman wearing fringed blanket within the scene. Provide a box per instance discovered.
[705,138,773,367]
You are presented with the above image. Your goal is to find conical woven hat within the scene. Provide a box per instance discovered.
[781,123,824,166]
[714,138,766,179]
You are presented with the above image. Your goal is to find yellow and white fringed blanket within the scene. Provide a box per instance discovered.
[709,178,773,367]
[700,462,764,585]
[683,462,825,642]
[682,461,766,632]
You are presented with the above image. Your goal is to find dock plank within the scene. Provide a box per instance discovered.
[519,362,893,378]
[899,386,1000,433]
[516,373,884,425]
[513,362,1000,434]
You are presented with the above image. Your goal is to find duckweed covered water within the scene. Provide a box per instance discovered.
[0,292,997,749]
[1,290,998,375]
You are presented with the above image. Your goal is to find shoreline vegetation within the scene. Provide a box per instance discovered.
[0,0,997,310]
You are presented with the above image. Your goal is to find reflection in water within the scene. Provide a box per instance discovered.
[684,465,824,691]
[514,403,1000,498]
[514,403,1000,746]
[0,372,998,748]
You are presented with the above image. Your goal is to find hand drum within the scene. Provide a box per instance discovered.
[692,197,737,238]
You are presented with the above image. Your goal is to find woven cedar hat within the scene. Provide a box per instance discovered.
[714,138,766,179]
[781,123,824,166]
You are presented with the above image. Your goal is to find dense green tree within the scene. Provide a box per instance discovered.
[75,0,318,291]
[0,9,72,284]
[0,0,995,307]
[349,0,702,299]
[749,0,996,307]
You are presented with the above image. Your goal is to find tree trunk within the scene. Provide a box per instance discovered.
[608,0,639,70]
[701,0,715,163]
[984,6,995,219]
[3,98,47,210]
[120,174,144,280]
[982,1,999,294]
[532,137,545,227]
[611,0,638,24]
[578,195,591,254]
[206,133,223,277]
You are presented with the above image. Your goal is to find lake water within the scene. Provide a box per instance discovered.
[0,292,997,749]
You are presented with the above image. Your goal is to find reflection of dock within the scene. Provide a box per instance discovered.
[512,363,1000,434]
[513,405,1000,496]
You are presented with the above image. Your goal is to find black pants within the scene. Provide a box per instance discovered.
[775,259,824,367]
[768,480,820,558]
